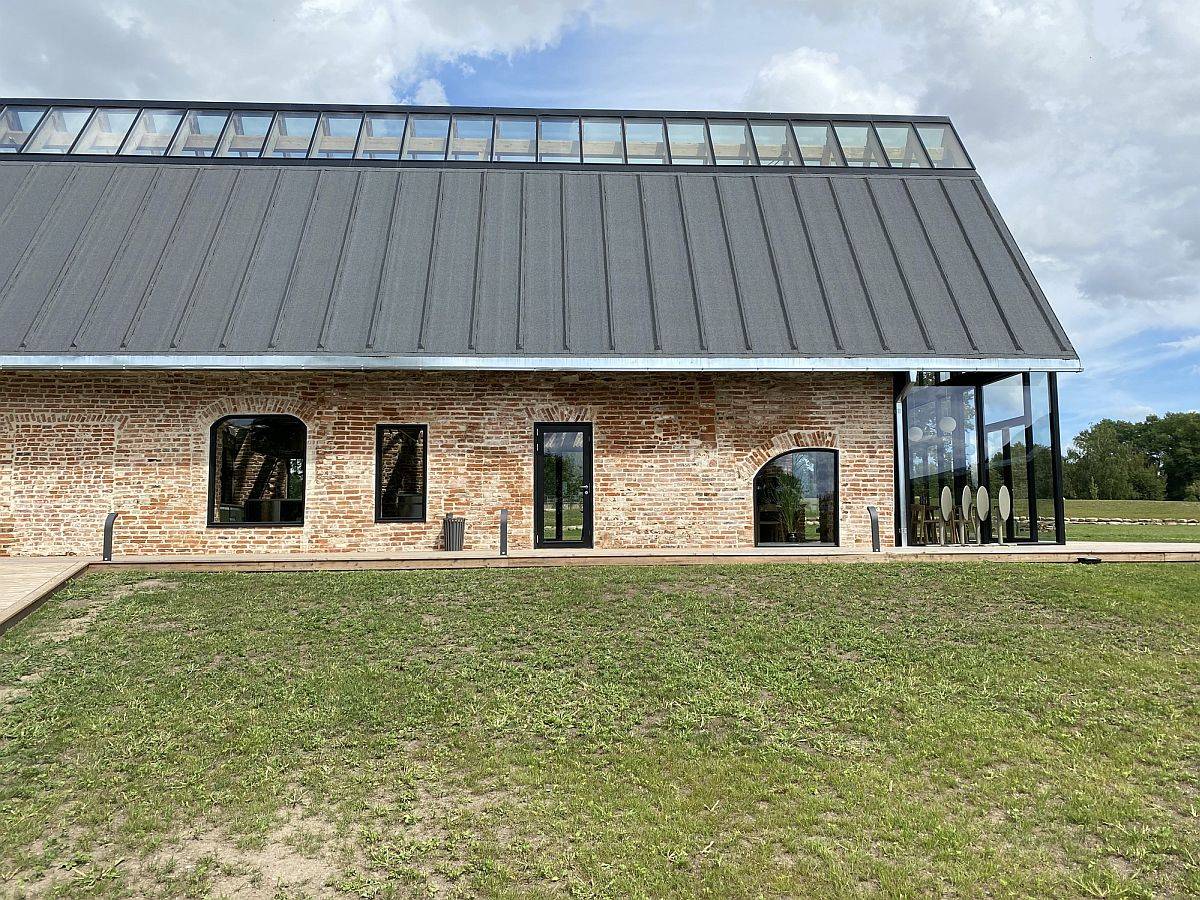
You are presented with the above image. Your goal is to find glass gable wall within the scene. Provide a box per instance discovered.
[900,372,1064,544]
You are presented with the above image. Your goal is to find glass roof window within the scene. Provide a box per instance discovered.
[581,117,624,163]
[916,124,971,169]
[0,106,47,152]
[72,108,138,155]
[874,123,930,168]
[750,120,800,166]
[538,117,581,163]
[355,113,405,159]
[402,114,450,160]
[169,110,230,157]
[23,107,92,154]
[666,119,710,165]
[834,123,889,167]
[791,122,845,166]
[709,120,757,165]
[624,118,669,164]
[262,112,318,158]
[448,115,493,161]
[119,108,184,156]
[309,112,362,159]
[216,111,275,157]
[494,116,536,161]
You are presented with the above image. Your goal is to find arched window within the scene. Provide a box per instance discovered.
[753,449,838,546]
[208,415,306,526]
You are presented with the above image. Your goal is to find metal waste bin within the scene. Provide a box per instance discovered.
[442,515,466,551]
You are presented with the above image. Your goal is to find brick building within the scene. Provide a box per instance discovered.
[0,100,1078,557]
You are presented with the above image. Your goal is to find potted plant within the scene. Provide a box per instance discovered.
[773,472,806,543]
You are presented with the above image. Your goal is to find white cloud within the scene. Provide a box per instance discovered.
[407,78,449,105]
[744,48,917,115]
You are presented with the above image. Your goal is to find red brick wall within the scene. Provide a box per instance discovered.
[0,371,896,557]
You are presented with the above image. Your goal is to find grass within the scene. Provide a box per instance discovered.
[1068,523,1200,543]
[1,563,1198,898]
[1064,499,1200,520]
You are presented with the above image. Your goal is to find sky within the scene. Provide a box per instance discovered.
[1,0,1197,441]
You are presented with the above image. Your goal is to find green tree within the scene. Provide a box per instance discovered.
[1124,412,1200,501]
[1063,420,1166,500]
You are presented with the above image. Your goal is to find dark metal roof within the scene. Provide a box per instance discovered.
[0,158,1077,370]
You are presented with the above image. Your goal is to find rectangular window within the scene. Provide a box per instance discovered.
[448,114,494,161]
[834,123,889,167]
[538,116,581,163]
[624,118,669,164]
[209,415,306,526]
[581,117,624,163]
[402,114,450,160]
[494,116,536,161]
[750,120,800,166]
[710,120,757,165]
[356,113,406,159]
[791,122,844,166]
[119,108,184,156]
[666,119,710,164]
[169,110,231,157]
[23,107,92,154]
[0,106,47,153]
[873,123,931,168]
[376,424,428,522]
[216,111,275,157]
[309,112,363,158]
[72,108,138,155]
[916,124,971,168]
[262,112,318,158]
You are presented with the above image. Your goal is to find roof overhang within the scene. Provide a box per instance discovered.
[0,354,1083,372]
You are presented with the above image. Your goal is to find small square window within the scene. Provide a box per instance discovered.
[169,110,230,157]
[750,121,800,166]
[402,114,450,160]
[494,116,536,161]
[581,117,623,163]
[120,109,184,156]
[834,123,889,167]
[262,113,318,158]
[23,107,92,154]
[216,111,275,157]
[791,122,844,166]
[916,124,971,169]
[356,113,406,159]
[873,123,931,168]
[0,106,47,153]
[709,120,757,165]
[624,118,668,164]
[448,115,493,161]
[72,108,138,155]
[538,117,581,163]
[666,119,710,165]
[376,425,427,522]
[310,112,363,159]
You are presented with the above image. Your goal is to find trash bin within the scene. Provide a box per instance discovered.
[442,515,466,551]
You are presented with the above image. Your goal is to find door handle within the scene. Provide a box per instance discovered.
[582,484,591,496]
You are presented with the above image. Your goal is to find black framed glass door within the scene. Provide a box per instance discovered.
[534,423,592,548]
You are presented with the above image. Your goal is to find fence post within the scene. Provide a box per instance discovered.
[866,505,881,552]
[499,509,508,556]
[102,512,118,562]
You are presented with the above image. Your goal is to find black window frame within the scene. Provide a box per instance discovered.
[374,423,429,523]
[752,448,840,547]
[207,413,307,528]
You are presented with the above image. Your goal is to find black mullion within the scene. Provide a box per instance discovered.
[1048,373,1067,544]
[1022,372,1038,541]
[555,454,564,542]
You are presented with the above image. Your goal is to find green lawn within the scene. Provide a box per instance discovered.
[2,564,1198,898]
[1064,499,1200,520]
[1068,523,1200,543]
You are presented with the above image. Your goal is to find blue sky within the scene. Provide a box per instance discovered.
[1,0,1197,441]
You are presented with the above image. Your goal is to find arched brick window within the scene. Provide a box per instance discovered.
[208,415,306,526]
[753,449,838,546]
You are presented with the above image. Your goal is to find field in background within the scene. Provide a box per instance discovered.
[1064,499,1200,520]
[1067,523,1200,542]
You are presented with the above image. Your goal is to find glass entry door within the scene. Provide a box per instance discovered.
[534,423,592,548]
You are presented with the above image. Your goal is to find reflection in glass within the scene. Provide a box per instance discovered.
[0,106,48,153]
[1029,372,1056,539]
[666,119,710,164]
[540,429,586,543]
[402,114,450,160]
[72,108,138,155]
[356,113,406,159]
[23,107,92,154]
[309,112,363,158]
[791,122,844,166]
[376,425,427,521]
[916,124,971,168]
[494,116,536,161]
[119,109,184,156]
[209,415,306,525]
[984,374,1031,540]
[709,120,757,165]
[538,116,581,163]
[750,121,800,165]
[582,117,623,163]
[624,118,669,164]
[873,123,930,168]
[834,123,889,167]
[754,450,838,544]
[904,383,979,539]
[216,111,275,157]
[448,115,493,161]
[263,113,318,158]
[169,110,231,157]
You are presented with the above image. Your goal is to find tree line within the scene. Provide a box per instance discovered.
[1064,412,1200,501]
